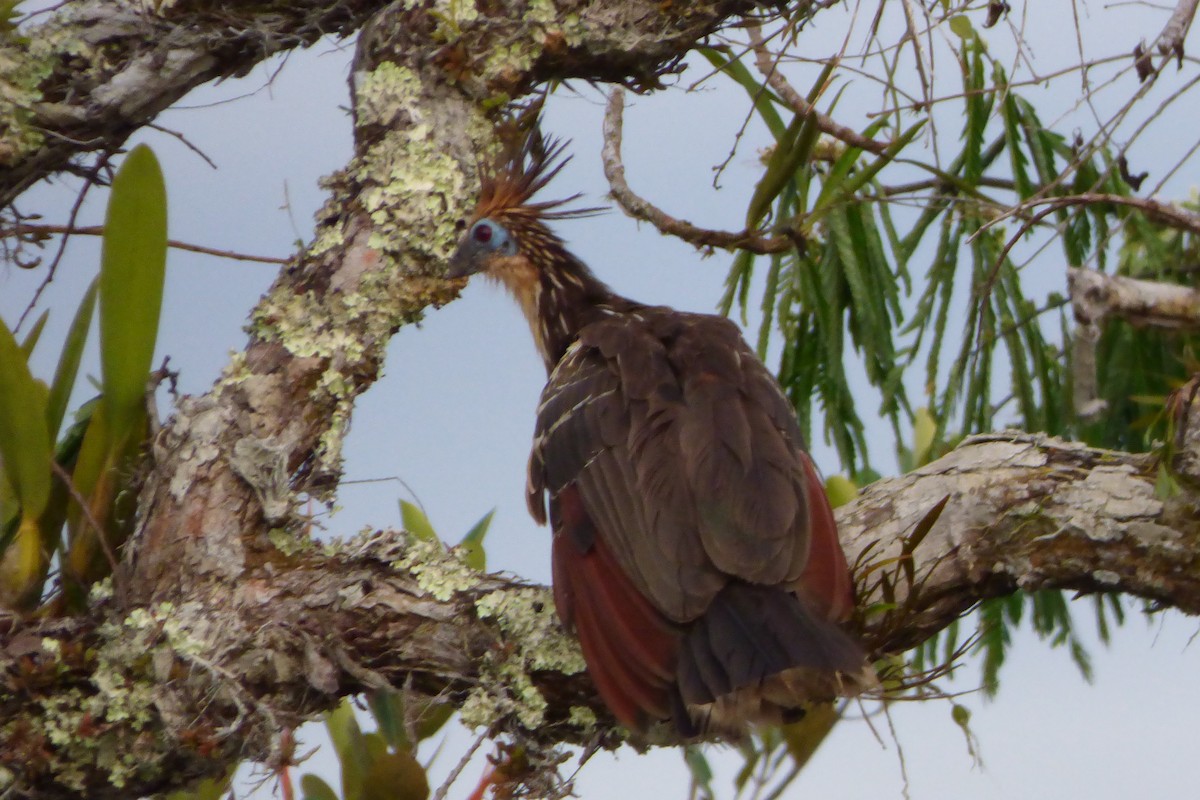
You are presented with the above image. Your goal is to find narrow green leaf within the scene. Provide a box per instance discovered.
[744,62,835,229]
[47,278,98,441]
[0,319,52,519]
[698,47,786,138]
[683,745,714,793]
[948,15,975,39]
[19,310,49,360]
[458,508,493,571]
[912,407,937,466]
[399,500,440,545]
[412,699,454,742]
[362,749,428,800]
[327,700,368,800]
[366,690,407,751]
[100,144,167,451]
[813,120,923,217]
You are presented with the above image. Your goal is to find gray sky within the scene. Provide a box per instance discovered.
[7,3,1200,797]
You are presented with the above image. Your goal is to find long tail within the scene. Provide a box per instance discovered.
[671,581,873,736]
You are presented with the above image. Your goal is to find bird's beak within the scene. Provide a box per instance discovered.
[446,239,477,280]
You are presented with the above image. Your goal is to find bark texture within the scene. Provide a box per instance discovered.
[4,1,1200,798]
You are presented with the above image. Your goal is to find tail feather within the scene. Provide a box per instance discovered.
[674,581,872,735]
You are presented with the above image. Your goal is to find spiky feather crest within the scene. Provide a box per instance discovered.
[472,125,602,226]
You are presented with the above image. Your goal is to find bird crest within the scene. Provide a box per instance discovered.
[471,123,601,227]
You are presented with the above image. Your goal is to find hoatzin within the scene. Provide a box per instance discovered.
[448,134,871,737]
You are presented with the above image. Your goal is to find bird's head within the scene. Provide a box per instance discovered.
[447,129,598,281]
[447,216,520,278]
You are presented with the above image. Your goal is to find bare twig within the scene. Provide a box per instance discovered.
[3,223,290,265]
[601,91,796,255]
[991,192,1200,254]
[746,25,890,155]
[431,727,491,800]
[146,123,219,170]
[49,460,121,584]
[17,152,113,330]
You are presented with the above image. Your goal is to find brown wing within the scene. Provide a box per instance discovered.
[527,308,860,731]
[528,308,851,620]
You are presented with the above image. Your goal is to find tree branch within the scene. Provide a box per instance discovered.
[4,432,1199,797]
[1069,266,1200,331]
[2,0,389,208]
[601,89,797,253]
[746,24,890,156]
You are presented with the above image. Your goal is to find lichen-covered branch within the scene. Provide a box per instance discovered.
[1069,266,1200,330]
[2,0,389,208]
[1068,264,1200,419]
[4,431,1200,797]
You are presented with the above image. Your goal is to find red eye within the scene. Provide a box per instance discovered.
[473,223,493,243]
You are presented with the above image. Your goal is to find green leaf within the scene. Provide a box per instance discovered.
[47,278,98,441]
[362,749,428,800]
[683,745,714,799]
[300,774,340,800]
[399,500,440,545]
[0,319,52,520]
[366,690,407,751]
[100,144,167,451]
[698,47,786,139]
[326,700,368,800]
[912,407,937,466]
[457,509,493,571]
[19,310,48,360]
[948,15,975,39]
[744,62,835,229]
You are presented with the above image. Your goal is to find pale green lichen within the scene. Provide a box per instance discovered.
[269,526,314,556]
[353,63,473,260]
[558,13,585,46]
[246,64,487,485]
[459,587,586,731]
[0,8,108,167]
[90,576,114,602]
[568,705,597,728]
[475,587,586,674]
[394,535,481,602]
[20,601,218,791]
[482,42,538,82]
[0,40,54,165]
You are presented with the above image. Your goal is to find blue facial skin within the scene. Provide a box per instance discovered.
[448,218,518,278]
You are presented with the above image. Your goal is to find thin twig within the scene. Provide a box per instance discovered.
[17,152,113,330]
[49,460,121,580]
[146,122,218,170]
[431,727,491,800]
[997,192,1200,239]
[746,24,890,155]
[4,223,290,264]
[601,90,795,255]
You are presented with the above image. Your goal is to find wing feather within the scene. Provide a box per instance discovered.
[529,308,849,626]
